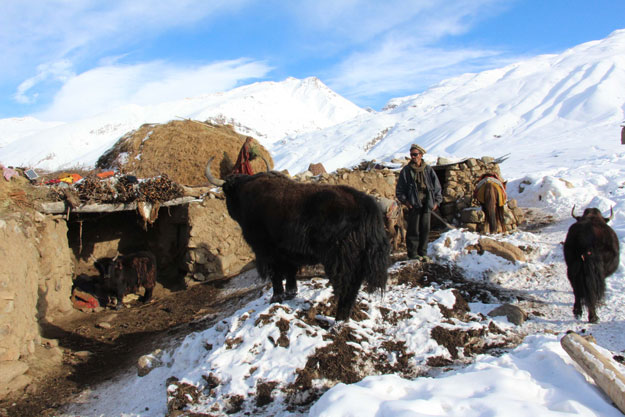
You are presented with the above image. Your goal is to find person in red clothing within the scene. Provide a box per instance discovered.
[232,136,255,175]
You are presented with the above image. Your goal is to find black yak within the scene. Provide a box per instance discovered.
[206,158,390,321]
[474,173,507,234]
[563,206,619,323]
[94,251,157,309]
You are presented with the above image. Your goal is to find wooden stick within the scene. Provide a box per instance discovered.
[560,332,625,414]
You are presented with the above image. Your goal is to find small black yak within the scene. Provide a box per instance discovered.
[206,158,390,321]
[563,206,619,323]
[94,251,157,309]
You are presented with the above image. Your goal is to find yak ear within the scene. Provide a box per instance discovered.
[94,261,103,274]
[604,207,614,223]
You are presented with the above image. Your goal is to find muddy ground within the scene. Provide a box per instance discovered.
[0,247,522,417]
[0,277,266,417]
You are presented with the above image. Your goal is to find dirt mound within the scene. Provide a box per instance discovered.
[96,120,274,186]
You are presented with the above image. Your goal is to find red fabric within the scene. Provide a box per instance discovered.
[232,138,254,175]
[71,290,100,309]
[96,171,115,179]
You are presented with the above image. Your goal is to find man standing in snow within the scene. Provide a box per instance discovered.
[395,144,442,261]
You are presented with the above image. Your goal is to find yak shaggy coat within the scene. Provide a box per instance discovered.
[563,207,619,323]
[222,171,390,321]
[94,251,157,309]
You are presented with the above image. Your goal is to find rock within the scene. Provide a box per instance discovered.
[437,156,455,165]
[138,349,164,377]
[478,238,527,263]
[488,304,527,325]
[308,163,327,176]
[0,361,28,385]
[96,322,112,329]
[75,351,92,359]
[461,207,485,223]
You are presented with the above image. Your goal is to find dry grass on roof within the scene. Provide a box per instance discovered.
[96,120,274,186]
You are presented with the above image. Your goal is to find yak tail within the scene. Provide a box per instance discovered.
[484,184,498,233]
[580,254,606,309]
[360,195,391,293]
[570,254,605,307]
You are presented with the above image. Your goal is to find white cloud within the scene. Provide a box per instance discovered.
[326,37,503,101]
[2,0,518,115]
[270,0,516,105]
[36,58,272,121]
[1,0,254,96]
[14,60,75,104]
[288,0,507,46]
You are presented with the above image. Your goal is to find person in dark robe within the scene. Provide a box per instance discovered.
[395,144,442,261]
[232,137,255,175]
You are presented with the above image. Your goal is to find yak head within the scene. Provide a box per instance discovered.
[204,155,271,188]
[571,205,614,223]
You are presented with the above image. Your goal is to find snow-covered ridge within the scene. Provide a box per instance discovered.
[271,29,625,175]
[0,77,366,171]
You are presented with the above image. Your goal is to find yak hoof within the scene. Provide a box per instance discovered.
[573,307,582,320]
[589,314,599,323]
[270,294,284,303]
[284,289,297,300]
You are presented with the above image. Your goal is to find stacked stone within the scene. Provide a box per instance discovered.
[436,156,524,232]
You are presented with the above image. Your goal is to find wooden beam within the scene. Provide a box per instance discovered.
[560,332,625,414]
[36,196,199,214]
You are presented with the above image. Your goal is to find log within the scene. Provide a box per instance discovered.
[36,196,199,214]
[560,332,625,414]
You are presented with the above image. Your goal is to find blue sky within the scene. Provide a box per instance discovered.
[1,0,624,121]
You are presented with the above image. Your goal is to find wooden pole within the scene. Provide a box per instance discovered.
[560,332,625,414]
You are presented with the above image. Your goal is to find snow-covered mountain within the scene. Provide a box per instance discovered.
[273,29,625,175]
[0,77,366,171]
[0,117,63,148]
[2,31,625,177]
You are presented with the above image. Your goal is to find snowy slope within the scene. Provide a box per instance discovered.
[271,29,625,176]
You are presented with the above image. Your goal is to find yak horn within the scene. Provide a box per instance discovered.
[605,206,614,223]
[205,157,225,187]
[260,155,271,172]
[571,205,580,220]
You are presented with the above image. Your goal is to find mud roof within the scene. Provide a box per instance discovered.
[96,119,274,186]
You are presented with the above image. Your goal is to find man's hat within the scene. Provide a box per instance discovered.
[410,144,426,154]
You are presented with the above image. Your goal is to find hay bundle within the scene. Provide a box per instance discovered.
[96,120,274,186]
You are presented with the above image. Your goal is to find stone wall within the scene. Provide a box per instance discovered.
[434,156,524,232]
[185,196,254,281]
[0,215,73,399]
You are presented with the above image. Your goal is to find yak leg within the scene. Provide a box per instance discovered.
[588,305,599,323]
[258,259,298,303]
[333,274,363,321]
[141,287,154,303]
[572,296,582,320]
[114,285,126,310]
